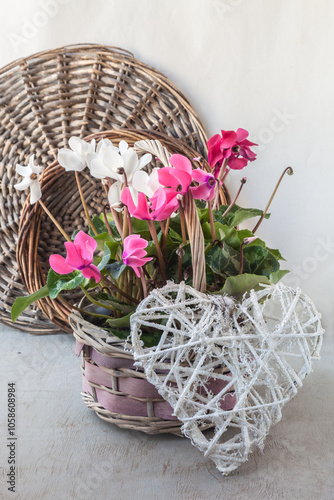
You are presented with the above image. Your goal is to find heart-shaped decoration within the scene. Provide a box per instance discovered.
[128,282,324,475]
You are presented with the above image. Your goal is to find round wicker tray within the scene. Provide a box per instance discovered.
[0,43,209,333]
[17,129,230,333]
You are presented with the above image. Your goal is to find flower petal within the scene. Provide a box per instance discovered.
[236,128,249,142]
[118,140,128,155]
[228,156,248,170]
[122,149,140,179]
[168,154,192,175]
[16,164,32,177]
[192,169,210,183]
[81,264,101,283]
[14,178,32,191]
[49,254,75,275]
[138,153,152,170]
[74,231,97,262]
[108,182,122,207]
[64,241,84,269]
[220,130,237,149]
[58,149,85,172]
[29,181,42,204]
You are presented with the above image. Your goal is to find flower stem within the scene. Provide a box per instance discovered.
[58,295,111,319]
[102,207,113,236]
[213,159,228,210]
[75,172,98,236]
[110,208,123,238]
[79,285,121,312]
[148,221,167,282]
[208,200,216,242]
[139,268,148,298]
[221,177,247,219]
[38,199,71,242]
[252,167,294,234]
[100,274,139,305]
[178,201,188,245]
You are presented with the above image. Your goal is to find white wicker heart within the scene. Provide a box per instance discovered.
[128,281,324,475]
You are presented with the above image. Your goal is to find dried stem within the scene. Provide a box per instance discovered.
[222,177,247,219]
[38,199,71,242]
[75,171,98,236]
[252,167,294,234]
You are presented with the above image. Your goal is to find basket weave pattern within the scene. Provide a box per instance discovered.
[70,309,236,435]
[0,43,209,332]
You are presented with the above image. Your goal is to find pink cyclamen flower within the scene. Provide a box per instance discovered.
[121,188,153,220]
[190,169,217,201]
[158,154,193,195]
[207,128,257,171]
[122,234,152,277]
[49,230,101,283]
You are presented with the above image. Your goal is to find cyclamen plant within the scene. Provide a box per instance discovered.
[12,129,292,345]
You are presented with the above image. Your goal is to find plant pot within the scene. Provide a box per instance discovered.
[69,309,236,435]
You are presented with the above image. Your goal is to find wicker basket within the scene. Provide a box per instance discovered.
[17,129,230,333]
[0,43,209,333]
[18,128,232,434]
[70,307,236,435]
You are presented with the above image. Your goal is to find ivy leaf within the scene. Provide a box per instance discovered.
[106,311,134,328]
[221,274,270,300]
[97,242,121,271]
[243,245,279,278]
[269,269,289,284]
[94,291,136,313]
[105,261,127,280]
[88,215,108,235]
[11,285,49,322]
[215,204,270,227]
[93,232,121,253]
[267,247,286,262]
[168,227,183,243]
[47,269,84,299]
[206,243,250,277]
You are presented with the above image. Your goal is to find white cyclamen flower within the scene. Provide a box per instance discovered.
[107,149,153,210]
[57,137,96,172]
[14,155,42,205]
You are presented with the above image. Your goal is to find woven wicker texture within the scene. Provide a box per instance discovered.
[17,129,230,333]
[0,43,210,333]
[70,306,235,435]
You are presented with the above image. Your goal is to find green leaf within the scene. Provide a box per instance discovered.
[105,261,126,280]
[106,311,134,328]
[94,291,136,313]
[105,328,130,340]
[269,269,289,284]
[243,245,279,278]
[131,218,151,239]
[267,247,286,262]
[97,243,112,271]
[206,243,250,277]
[71,229,80,241]
[47,269,84,300]
[93,232,120,254]
[168,227,183,243]
[88,215,108,235]
[221,274,270,300]
[215,204,270,228]
[11,285,49,322]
